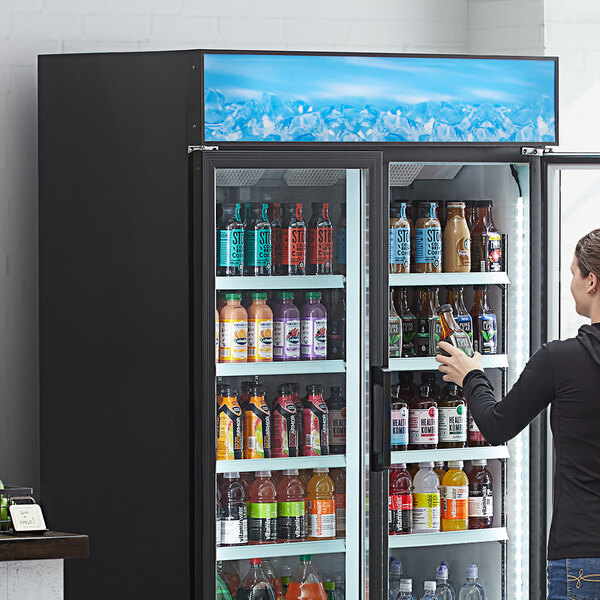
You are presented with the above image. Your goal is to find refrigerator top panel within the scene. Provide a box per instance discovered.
[202,51,558,145]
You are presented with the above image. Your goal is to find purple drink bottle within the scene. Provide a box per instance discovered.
[300,292,328,360]
[273,292,301,362]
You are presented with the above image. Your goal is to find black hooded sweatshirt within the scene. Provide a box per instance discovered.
[463,323,600,560]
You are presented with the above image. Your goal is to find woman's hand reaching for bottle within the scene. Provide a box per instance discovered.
[436,341,484,386]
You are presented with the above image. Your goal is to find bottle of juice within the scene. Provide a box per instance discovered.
[329,467,346,538]
[272,384,298,458]
[470,285,497,355]
[415,202,442,273]
[441,460,469,532]
[270,203,283,275]
[471,200,502,272]
[468,459,493,529]
[409,384,438,450]
[390,202,411,273]
[446,286,473,344]
[436,304,474,358]
[389,289,402,358]
[273,292,301,361]
[248,471,277,545]
[307,202,333,275]
[335,203,346,276]
[443,202,471,273]
[301,292,328,360]
[389,462,413,535]
[219,472,248,546]
[286,555,327,600]
[217,203,244,277]
[243,382,271,459]
[391,382,409,451]
[220,293,248,363]
[412,462,440,533]
[218,561,241,598]
[307,469,336,540]
[468,411,489,447]
[325,290,345,360]
[327,387,346,455]
[280,203,307,275]
[217,384,243,460]
[302,384,329,456]
[394,287,417,357]
[438,383,467,449]
[276,469,305,543]
[416,288,436,357]
[248,292,273,362]
[434,462,446,485]
[244,203,272,276]
[262,558,285,600]
[235,559,276,600]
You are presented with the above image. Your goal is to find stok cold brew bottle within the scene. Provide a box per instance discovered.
[307,202,333,275]
[244,203,272,276]
[279,203,307,275]
[217,203,244,276]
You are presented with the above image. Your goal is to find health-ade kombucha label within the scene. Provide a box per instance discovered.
[409,407,438,444]
[441,485,469,521]
[248,318,273,361]
[329,409,346,446]
[307,499,336,538]
[391,407,409,447]
[220,320,247,362]
[413,493,440,530]
[469,484,494,517]
[218,229,244,269]
[438,406,467,443]
[274,319,301,359]
[389,494,413,534]
[277,501,305,540]
[248,502,277,543]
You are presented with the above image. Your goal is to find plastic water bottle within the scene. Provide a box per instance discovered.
[420,581,440,600]
[397,578,417,600]
[389,559,404,600]
[439,563,455,592]
[435,563,455,600]
[458,565,486,600]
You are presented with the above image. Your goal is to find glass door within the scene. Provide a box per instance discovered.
[194,151,381,600]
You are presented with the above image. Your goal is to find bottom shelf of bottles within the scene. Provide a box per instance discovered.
[389,527,507,549]
[217,539,346,561]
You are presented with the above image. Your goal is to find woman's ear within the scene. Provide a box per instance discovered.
[588,271,598,295]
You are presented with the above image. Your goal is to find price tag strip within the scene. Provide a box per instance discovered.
[8,497,47,533]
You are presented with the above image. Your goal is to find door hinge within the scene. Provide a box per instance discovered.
[521,146,550,156]
[188,145,219,153]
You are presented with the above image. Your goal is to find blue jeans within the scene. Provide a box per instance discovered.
[548,559,600,599]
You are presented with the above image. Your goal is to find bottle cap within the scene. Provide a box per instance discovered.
[251,292,267,300]
[390,559,403,576]
[324,582,335,591]
[223,472,240,479]
[448,460,464,468]
[467,564,479,579]
[256,471,272,477]
[399,579,412,592]
[471,459,488,466]
[281,576,291,585]
[418,462,435,468]
[472,284,488,290]
[314,468,329,473]
[424,581,437,591]
[392,463,407,469]
[436,303,453,315]
[447,201,466,208]
[306,291,322,300]
[437,564,449,580]
[434,462,445,468]
[250,558,262,565]
[330,386,343,394]
[300,555,312,562]
[278,383,292,396]
[226,292,241,301]
[283,469,299,475]
[278,291,295,300]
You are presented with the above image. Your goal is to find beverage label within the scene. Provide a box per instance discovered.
[307,498,336,538]
[216,316,219,355]
[218,229,244,269]
[456,234,471,268]
[438,405,467,442]
[457,314,473,341]
[438,331,474,357]
[244,398,271,459]
[221,504,247,545]
[216,397,243,460]
[487,233,502,271]
[441,485,469,520]
[281,228,306,268]
[390,227,410,268]
[329,408,347,446]
[401,317,417,357]
[248,502,277,543]
[216,510,221,546]
[248,318,273,361]
[245,229,272,269]
[272,397,297,458]
[389,317,402,357]
[301,317,327,359]
[389,493,413,534]
[334,492,346,533]
[416,318,431,356]
[469,483,494,517]
[274,318,301,360]
[303,397,329,456]
[219,319,247,362]
[409,407,438,444]
[277,501,305,541]
[478,314,497,354]
[415,226,442,268]
[391,407,409,447]
[413,492,440,531]
[469,411,487,443]
[308,226,333,269]
[335,228,346,265]
[430,315,442,353]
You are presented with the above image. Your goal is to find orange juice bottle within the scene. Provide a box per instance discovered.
[219,293,247,363]
[247,292,273,362]
[307,468,336,541]
[441,460,469,531]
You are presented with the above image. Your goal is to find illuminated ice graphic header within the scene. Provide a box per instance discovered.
[203,53,556,144]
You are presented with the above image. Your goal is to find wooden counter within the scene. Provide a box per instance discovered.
[0,531,88,562]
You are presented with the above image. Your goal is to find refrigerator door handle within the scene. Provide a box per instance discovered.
[371,365,392,472]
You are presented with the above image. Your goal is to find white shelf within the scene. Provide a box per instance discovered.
[216,275,345,290]
[216,539,346,561]
[389,527,507,549]
[389,354,509,371]
[391,445,509,465]
[217,455,346,473]
[216,360,346,377]
[389,272,510,287]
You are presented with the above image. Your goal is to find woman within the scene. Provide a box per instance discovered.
[437,228,600,600]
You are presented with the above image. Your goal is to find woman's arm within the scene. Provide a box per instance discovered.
[436,342,556,445]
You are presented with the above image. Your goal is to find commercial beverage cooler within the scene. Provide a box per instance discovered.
[39,50,564,600]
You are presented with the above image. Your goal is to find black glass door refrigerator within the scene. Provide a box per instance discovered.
[39,49,557,600]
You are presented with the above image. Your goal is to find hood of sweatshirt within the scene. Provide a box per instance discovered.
[576,323,600,367]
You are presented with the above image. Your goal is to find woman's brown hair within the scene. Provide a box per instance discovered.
[575,228,600,278]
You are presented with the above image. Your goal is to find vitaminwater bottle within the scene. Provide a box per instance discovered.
[389,462,413,535]
[270,203,283,275]
[286,555,327,600]
[307,469,336,540]
[262,558,284,600]
[389,559,404,600]
[409,384,438,450]
[327,386,346,455]
[243,382,271,459]
[220,293,248,363]
[329,468,346,538]
[436,563,455,600]
[244,203,272,276]
[280,203,307,275]
[397,579,417,600]
[438,384,467,449]
[273,292,301,361]
[217,384,243,460]
[441,460,469,531]
[412,462,440,533]
[468,459,493,529]
[235,559,276,600]
[272,384,298,458]
[307,202,333,275]
[420,581,439,600]
[458,565,486,600]
[335,203,346,276]
[434,462,446,485]
[217,203,244,276]
[302,384,329,456]
[248,471,277,545]
[219,472,248,546]
[389,289,402,358]
[218,571,234,600]
[276,469,305,542]
[247,293,273,362]
[300,292,328,360]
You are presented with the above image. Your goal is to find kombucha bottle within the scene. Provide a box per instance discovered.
[409,383,438,450]
[438,383,467,449]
